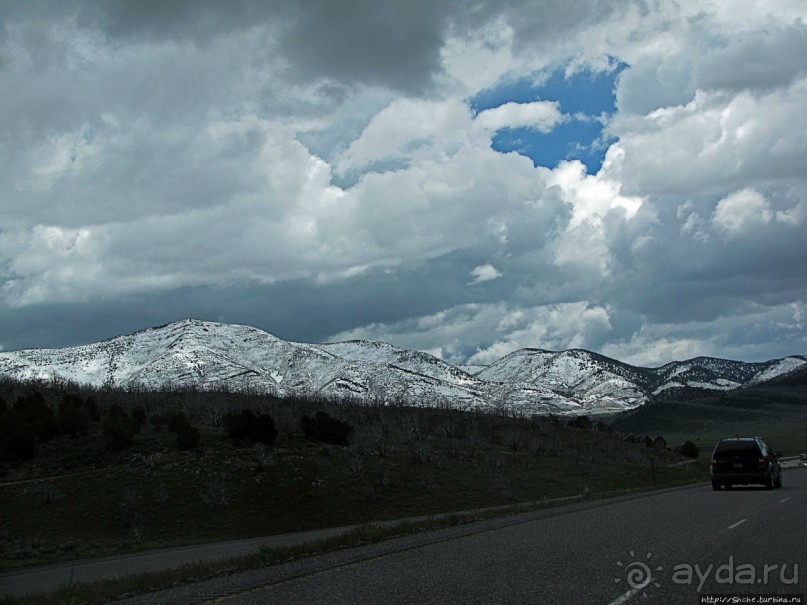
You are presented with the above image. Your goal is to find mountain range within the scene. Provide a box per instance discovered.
[1,319,804,416]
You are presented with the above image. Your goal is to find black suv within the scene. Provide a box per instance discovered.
[710,437,782,490]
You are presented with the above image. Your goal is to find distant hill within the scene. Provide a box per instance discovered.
[752,362,807,387]
[609,374,807,445]
[0,318,804,416]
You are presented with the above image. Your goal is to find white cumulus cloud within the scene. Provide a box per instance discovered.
[474,100,565,133]
[470,264,502,283]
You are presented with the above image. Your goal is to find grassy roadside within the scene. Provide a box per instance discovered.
[1,399,705,572]
[0,386,713,602]
[609,384,807,457]
[0,477,708,605]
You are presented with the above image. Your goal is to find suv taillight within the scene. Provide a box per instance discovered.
[758,456,769,468]
[710,458,719,468]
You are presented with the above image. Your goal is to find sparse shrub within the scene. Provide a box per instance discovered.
[252,444,275,471]
[251,413,278,445]
[176,423,200,450]
[0,410,38,462]
[59,394,83,411]
[200,478,228,508]
[153,483,169,504]
[103,409,135,450]
[223,409,257,441]
[502,429,529,451]
[131,407,147,429]
[58,395,89,437]
[117,488,144,543]
[567,415,592,430]
[674,440,700,459]
[38,483,66,505]
[168,411,191,433]
[300,411,352,446]
[167,411,200,449]
[362,486,376,502]
[150,413,165,431]
[117,488,141,520]
[407,443,432,465]
[593,420,610,433]
[84,396,100,421]
[107,404,127,420]
[222,409,278,445]
[59,405,90,437]
[14,392,57,443]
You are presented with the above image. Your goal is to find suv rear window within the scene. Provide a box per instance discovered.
[714,440,761,457]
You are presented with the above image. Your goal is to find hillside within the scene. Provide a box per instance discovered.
[0,319,804,416]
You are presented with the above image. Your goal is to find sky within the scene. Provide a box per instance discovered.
[1,0,806,368]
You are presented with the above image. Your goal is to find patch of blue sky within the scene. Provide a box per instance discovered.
[470,64,626,174]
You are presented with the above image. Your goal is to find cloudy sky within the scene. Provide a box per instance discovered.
[1,0,806,367]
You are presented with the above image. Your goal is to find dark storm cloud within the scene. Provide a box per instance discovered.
[74,0,275,44]
[0,254,505,352]
[601,195,807,325]
[695,21,807,92]
[276,0,455,94]
[74,0,459,95]
[1,0,805,367]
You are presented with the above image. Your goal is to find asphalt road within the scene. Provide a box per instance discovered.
[120,468,804,605]
[0,524,367,597]
[3,470,804,604]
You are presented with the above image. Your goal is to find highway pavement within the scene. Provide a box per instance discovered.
[2,469,804,604]
[127,468,805,604]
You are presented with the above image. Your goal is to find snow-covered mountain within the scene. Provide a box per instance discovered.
[475,349,654,410]
[650,356,807,396]
[0,319,804,416]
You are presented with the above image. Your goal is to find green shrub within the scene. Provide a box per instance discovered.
[14,392,57,443]
[223,409,256,441]
[168,411,191,433]
[132,406,147,429]
[222,409,277,445]
[59,393,83,411]
[103,408,135,450]
[58,395,90,437]
[675,440,700,459]
[85,396,101,421]
[0,410,37,462]
[567,415,592,430]
[107,404,127,420]
[251,413,278,445]
[301,411,352,446]
[176,423,200,450]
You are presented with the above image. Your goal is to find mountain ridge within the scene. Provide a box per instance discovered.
[0,318,804,416]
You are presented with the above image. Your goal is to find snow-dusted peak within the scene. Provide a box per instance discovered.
[318,339,480,385]
[745,356,807,386]
[652,355,807,395]
[0,319,804,416]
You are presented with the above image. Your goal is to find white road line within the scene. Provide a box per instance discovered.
[779,497,791,503]
[607,580,655,605]
[728,518,747,529]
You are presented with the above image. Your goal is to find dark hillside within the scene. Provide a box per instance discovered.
[0,378,701,570]
[610,381,807,452]
[754,363,807,387]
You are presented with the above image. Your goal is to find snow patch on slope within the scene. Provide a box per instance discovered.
[0,319,804,416]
